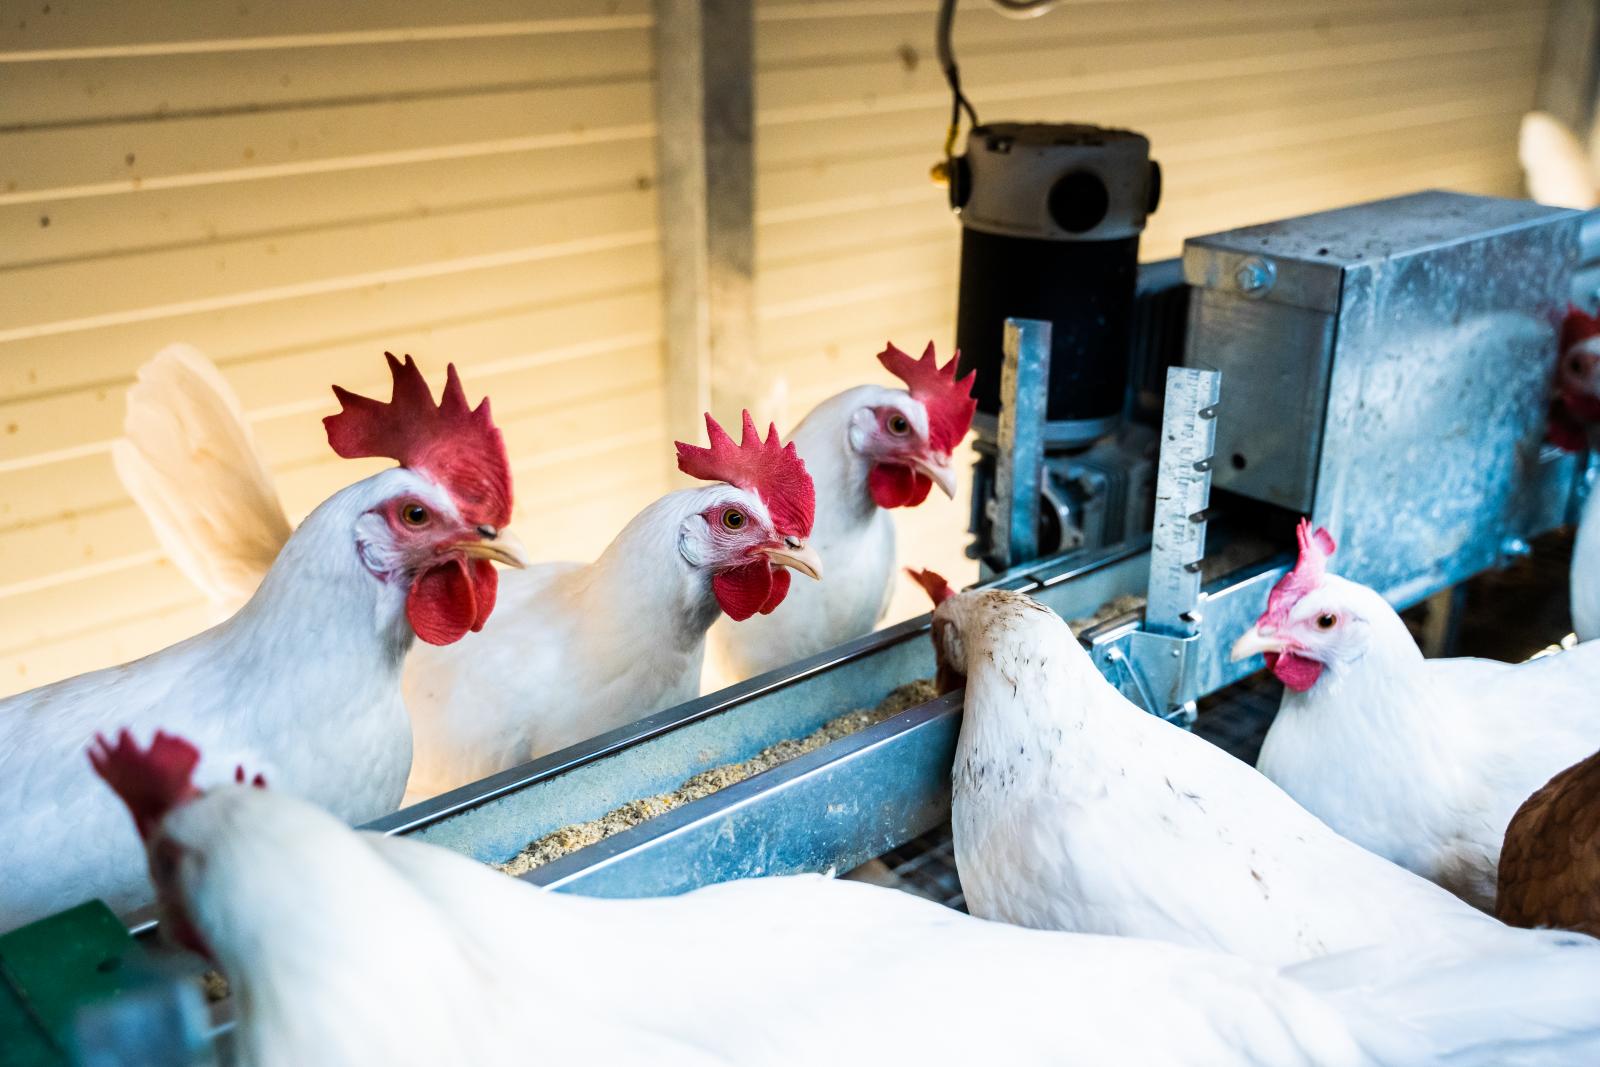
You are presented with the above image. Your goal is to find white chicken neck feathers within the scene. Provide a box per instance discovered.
[710,385,903,679]
[1572,476,1600,642]
[401,485,741,799]
[0,470,430,930]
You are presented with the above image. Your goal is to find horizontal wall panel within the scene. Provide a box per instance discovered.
[0,3,665,694]
[0,244,660,404]
[3,138,656,269]
[1,82,653,205]
[0,0,651,58]
[2,31,653,130]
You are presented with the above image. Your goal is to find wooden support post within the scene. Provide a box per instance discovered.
[1536,0,1600,136]
[653,0,757,451]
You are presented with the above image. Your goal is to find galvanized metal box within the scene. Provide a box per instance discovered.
[1183,190,1581,595]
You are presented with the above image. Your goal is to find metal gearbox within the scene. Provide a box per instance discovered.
[1184,190,1583,595]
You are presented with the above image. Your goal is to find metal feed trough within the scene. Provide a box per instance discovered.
[3,191,1590,1063]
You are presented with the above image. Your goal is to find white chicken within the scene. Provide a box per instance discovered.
[0,355,525,932]
[1231,521,1600,909]
[113,346,822,801]
[926,580,1520,966]
[95,729,1600,1067]
[1551,307,1600,642]
[1518,110,1599,210]
[401,411,821,799]
[708,342,975,680]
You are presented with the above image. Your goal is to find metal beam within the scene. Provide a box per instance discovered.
[1536,0,1600,137]
[992,318,1051,570]
[653,0,757,448]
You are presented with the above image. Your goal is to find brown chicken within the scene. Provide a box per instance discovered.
[1496,748,1600,937]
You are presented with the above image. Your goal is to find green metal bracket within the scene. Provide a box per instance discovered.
[0,901,144,1067]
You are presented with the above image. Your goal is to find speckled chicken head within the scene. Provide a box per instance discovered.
[931,587,1054,695]
[1231,521,1377,691]
[326,354,527,645]
[676,412,822,621]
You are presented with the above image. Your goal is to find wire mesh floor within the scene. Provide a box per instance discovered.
[857,528,1577,912]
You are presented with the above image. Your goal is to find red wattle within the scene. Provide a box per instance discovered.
[1266,651,1324,692]
[868,464,932,509]
[407,557,498,645]
[712,562,776,621]
[467,557,498,632]
[759,566,792,614]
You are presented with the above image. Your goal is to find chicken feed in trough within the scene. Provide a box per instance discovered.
[499,593,1146,876]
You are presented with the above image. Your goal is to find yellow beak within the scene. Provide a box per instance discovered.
[1229,625,1288,663]
[909,454,959,499]
[762,541,824,582]
[456,528,530,569]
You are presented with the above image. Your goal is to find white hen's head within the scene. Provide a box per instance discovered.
[845,342,976,507]
[88,729,253,962]
[319,354,527,645]
[1229,521,1402,692]
[927,582,1064,695]
[675,411,822,621]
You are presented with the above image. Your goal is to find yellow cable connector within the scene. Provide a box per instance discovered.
[931,122,960,185]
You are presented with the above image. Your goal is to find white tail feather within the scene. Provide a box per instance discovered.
[1292,928,1600,1066]
[1519,111,1598,209]
[113,344,292,607]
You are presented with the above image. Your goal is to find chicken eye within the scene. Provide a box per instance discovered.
[401,504,430,527]
[887,413,911,435]
[1570,358,1585,375]
[1315,613,1338,630]
[721,508,746,531]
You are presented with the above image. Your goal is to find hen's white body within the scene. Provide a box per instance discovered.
[1573,479,1600,641]
[1257,576,1600,909]
[944,590,1505,966]
[0,472,426,931]
[709,387,898,680]
[402,488,728,798]
[169,785,1600,1067]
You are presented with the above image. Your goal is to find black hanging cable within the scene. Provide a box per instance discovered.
[936,0,980,163]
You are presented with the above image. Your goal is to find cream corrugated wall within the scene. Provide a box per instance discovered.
[0,0,1553,696]
[0,1,664,694]
[754,0,1553,627]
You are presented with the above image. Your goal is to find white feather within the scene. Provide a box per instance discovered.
[1518,112,1598,209]
[154,784,1600,1067]
[400,484,767,799]
[709,386,905,680]
[1256,576,1600,909]
[1573,479,1600,642]
[112,345,291,609]
[941,588,1509,966]
[0,470,436,931]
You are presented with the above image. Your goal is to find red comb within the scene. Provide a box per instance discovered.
[878,342,977,455]
[88,729,202,839]
[906,567,955,606]
[1562,306,1600,354]
[324,353,512,529]
[1261,519,1336,629]
[676,411,815,538]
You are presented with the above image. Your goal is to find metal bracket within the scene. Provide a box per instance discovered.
[1121,366,1221,722]
[990,317,1052,570]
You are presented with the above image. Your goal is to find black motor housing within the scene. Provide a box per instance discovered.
[951,122,1160,446]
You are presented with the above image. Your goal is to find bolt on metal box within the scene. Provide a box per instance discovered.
[1183,190,1581,595]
